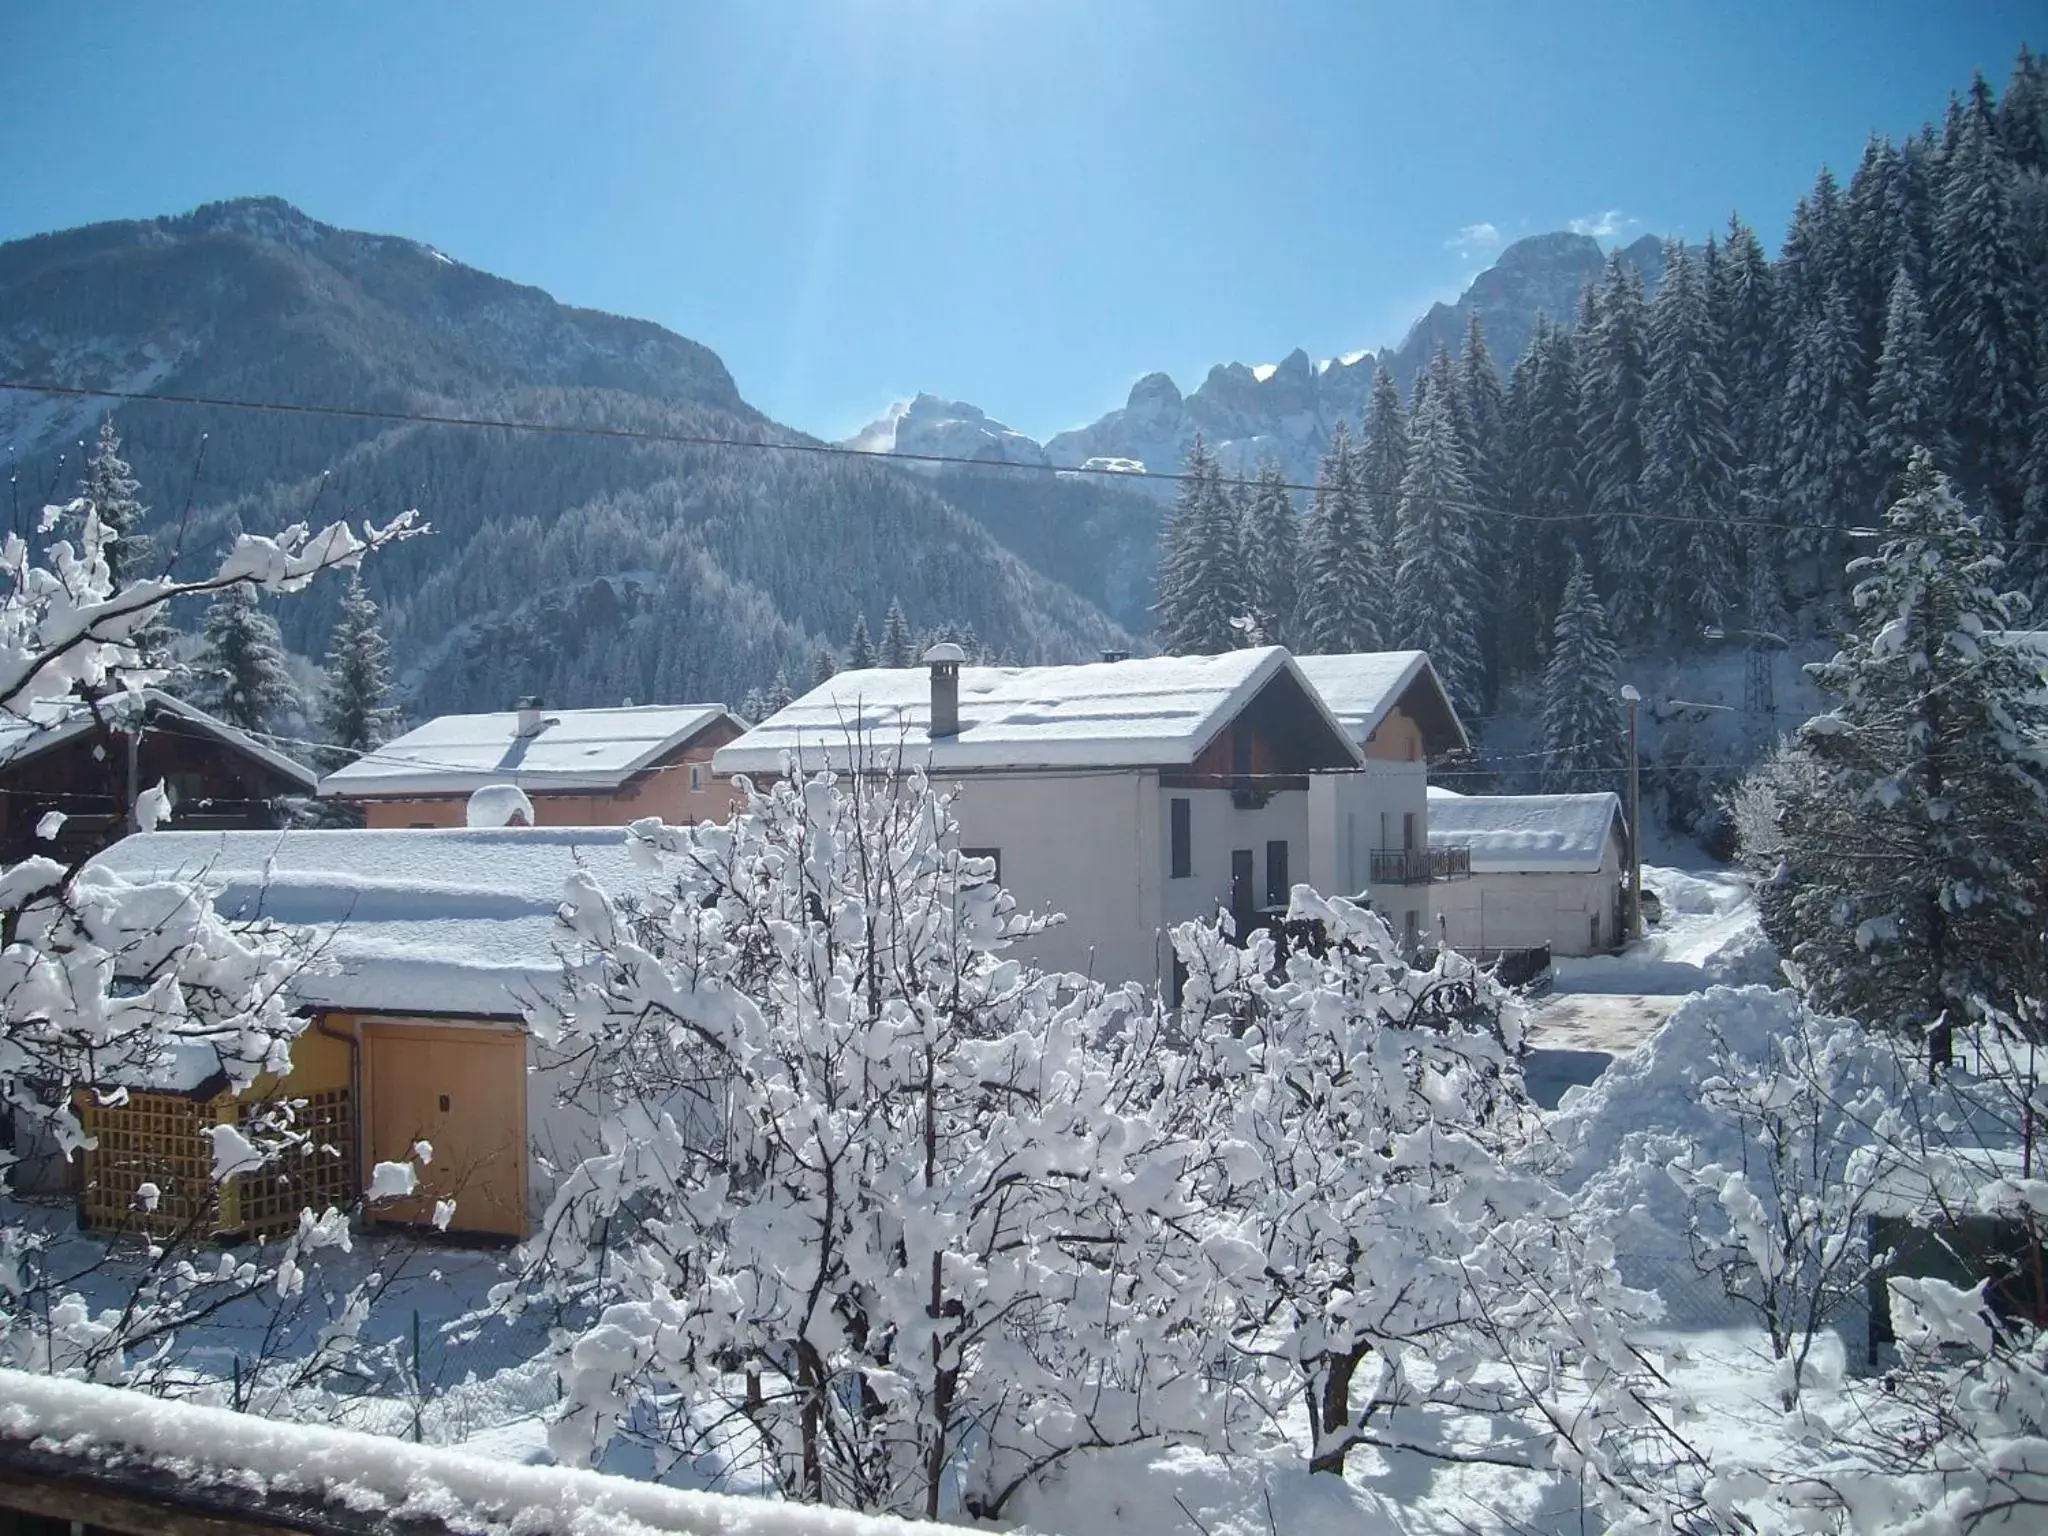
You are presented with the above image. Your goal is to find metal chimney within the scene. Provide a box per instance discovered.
[515,695,546,737]
[924,643,965,738]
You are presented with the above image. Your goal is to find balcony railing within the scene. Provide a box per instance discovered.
[1369,846,1472,885]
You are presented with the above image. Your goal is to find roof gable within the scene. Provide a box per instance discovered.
[0,688,318,791]
[712,649,1363,776]
[1292,651,1471,755]
[320,704,738,797]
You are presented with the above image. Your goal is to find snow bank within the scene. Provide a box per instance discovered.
[466,783,536,828]
[1547,986,1812,1263]
[1551,867,1779,994]
[1006,1441,1404,1536]
[0,1367,931,1536]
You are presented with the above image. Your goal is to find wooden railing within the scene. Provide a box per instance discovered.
[1368,846,1472,885]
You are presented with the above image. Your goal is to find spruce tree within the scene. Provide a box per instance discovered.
[765,668,796,715]
[847,612,875,669]
[812,646,839,685]
[78,417,150,586]
[1540,555,1626,796]
[1153,437,1246,654]
[1865,268,1951,510]
[1457,316,1512,702]
[1930,78,2038,535]
[1297,422,1382,653]
[1239,460,1301,646]
[1777,283,1869,591]
[879,599,914,667]
[1641,242,1741,630]
[318,575,398,768]
[1391,388,1485,715]
[1714,215,1786,591]
[1999,44,2048,173]
[1505,319,1586,661]
[195,582,300,734]
[1784,454,2048,1045]
[1582,256,1656,635]
[1358,362,1408,559]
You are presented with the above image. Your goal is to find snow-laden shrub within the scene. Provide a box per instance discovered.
[511,765,1234,1520]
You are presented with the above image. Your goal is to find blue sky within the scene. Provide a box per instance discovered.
[2,2,2037,441]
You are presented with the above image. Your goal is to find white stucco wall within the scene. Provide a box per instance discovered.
[1307,761,1432,944]
[1431,837,1627,957]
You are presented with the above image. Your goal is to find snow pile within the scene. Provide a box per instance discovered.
[0,1367,930,1536]
[1552,866,1778,993]
[1008,1442,1404,1536]
[1547,986,1812,1262]
[466,783,535,828]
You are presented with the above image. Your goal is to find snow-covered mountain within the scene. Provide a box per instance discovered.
[854,230,1671,492]
[0,198,1132,712]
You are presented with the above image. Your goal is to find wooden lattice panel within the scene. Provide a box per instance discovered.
[76,1090,219,1236]
[232,1087,356,1237]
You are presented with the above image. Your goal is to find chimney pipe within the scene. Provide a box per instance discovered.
[924,643,964,738]
[515,695,546,737]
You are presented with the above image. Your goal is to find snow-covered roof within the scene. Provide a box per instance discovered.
[713,648,1363,776]
[0,1367,923,1536]
[0,687,317,791]
[87,826,653,1017]
[1292,651,1472,755]
[1426,792,1627,873]
[319,704,739,798]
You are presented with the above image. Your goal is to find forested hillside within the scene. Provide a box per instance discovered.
[0,199,1130,720]
[1155,51,2048,839]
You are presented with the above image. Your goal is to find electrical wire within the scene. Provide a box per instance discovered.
[3,377,2035,550]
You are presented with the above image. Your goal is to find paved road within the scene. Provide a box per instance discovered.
[1523,990,1686,1109]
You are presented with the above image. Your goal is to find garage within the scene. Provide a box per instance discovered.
[1428,790,1629,959]
[363,1021,529,1239]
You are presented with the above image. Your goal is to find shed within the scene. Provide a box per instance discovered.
[0,688,317,863]
[85,826,657,1239]
[1426,790,1629,957]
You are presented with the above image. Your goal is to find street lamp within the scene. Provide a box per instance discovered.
[1620,684,1642,942]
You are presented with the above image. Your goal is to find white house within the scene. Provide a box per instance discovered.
[1292,651,1473,950]
[1424,789,1630,957]
[85,826,647,1239]
[712,646,1366,995]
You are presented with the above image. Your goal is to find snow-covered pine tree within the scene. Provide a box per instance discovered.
[1392,387,1485,714]
[1457,317,1513,701]
[1540,555,1626,796]
[77,417,150,586]
[765,667,796,714]
[1999,43,2048,172]
[740,684,767,721]
[318,575,398,767]
[1866,267,1952,511]
[879,597,913,667]
[847,611,875,668]
[1931,74,2039,535]
[1239,460,1301,646]
[1358,360,1408,559]
[1297,422,1382,653]
[1502,318,1585,668]
[1776,166,1851,339]
[1777,283,1869,594]
[195,581,300,734]
[811,645,838,685]
[1714,215,1786,599]
[1844,135,1923,373]
[1152,436,1246,654]
[1641,242,1742,631]
[1787,454,2048,1046]
[1582,255,1656,635]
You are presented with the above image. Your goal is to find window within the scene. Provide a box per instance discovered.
[1403,909,1420,950]
[1265,839,1289,907]
[962,846,1002,885]
[1402,811,1417,851]
[689,763,704,792]
[1169,956,1188,1010]
[1379,811,1391,850]
[1170,797,1191,878]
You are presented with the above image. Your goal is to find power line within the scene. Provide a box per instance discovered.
[3,377,2036,550]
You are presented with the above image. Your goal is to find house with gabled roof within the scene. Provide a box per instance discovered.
[1426,788,1630,956]
[318,700,745,829]
[0,687,318,864]
[716,646,1391,994]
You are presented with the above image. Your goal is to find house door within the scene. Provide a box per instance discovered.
[1230,849,1255,926]
[364,1023,527,1238]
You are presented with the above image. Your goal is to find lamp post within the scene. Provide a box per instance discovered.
[1620,684,1642,941]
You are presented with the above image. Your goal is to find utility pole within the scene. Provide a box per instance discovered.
[1620,684,1642,941]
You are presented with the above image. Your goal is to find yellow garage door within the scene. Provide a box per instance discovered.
[364,1023,528,1239]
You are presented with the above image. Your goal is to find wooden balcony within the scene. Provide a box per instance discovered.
[1369,846,1471,885]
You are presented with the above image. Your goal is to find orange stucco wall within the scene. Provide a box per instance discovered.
[1362,707,1425,762]
[357,733,740,830]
